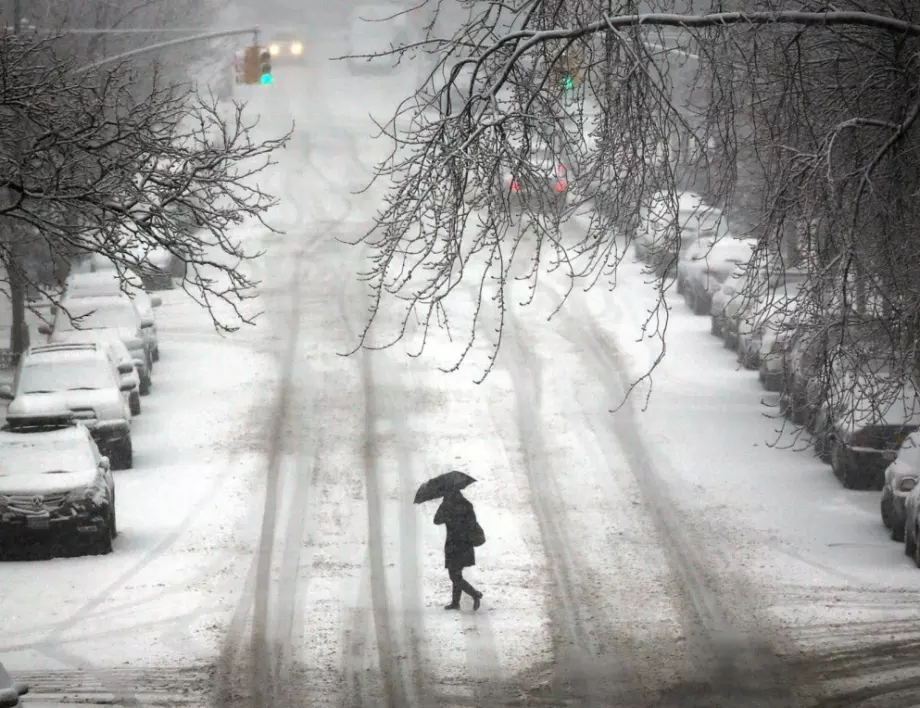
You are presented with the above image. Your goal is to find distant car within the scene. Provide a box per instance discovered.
[63,270,162,362]
[0,419,116,556]
[501,148,571,213]
[881,431,920,542]
[40,294,155,395]
[266,30,307,65]
[0,343,134,469]
[347,4,413,74]
[0,660,28,707]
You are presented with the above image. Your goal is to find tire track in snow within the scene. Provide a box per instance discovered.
[496,305,637,707]
[551,285,798,707]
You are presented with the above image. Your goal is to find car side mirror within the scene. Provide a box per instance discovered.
[38,323,51,335]
[99,456,110,471]
[883,450,898,462]
[150,295,162,307]
[140,316,154,328]
[119,380,135,392]
[0,384,12,400]
[117,363,134,375]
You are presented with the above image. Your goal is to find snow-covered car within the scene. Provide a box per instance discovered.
[683,239,755,315]
[758,325,797,392]
[0,419,116,555]
[902,478,920,565]
[709,263,745,336]
[881,431,920,542]
[40,294,155,395]
[93,338,142,416]
[0,343,135,469]
[737,296,798,370]
[0,660,28,706]
[634,191,722,274]
[723,266,807,351]
[818,376,920,490]
[63,269,162,362]
[346,4,413,74]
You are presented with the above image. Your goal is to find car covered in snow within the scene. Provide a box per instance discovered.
[40,294,155,395]
[63,269,162,362]
[815,371,920,490]
[881,431,920,542]
[682,237,755,315]
[0,418,116,556]
[0,343,135,469]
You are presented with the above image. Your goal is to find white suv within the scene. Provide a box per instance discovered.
[0,419,116,556]
[63,269,162,362]
[40,293,154,395]
[0,343,134,469]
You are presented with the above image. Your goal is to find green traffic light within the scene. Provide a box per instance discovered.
[260,73,273,85]
[562,75,574,90]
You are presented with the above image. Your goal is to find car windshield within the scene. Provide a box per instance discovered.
[19,360,114,393]
[0,437,95,476]
[56,301,137,331]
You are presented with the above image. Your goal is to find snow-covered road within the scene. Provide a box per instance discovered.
[5,10,920,708]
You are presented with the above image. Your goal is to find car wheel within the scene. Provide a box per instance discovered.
[112,437,133,470]
[881,489,893,529]
[906,525,917,558]
[832,443,860,489]
[891,517,906,543]
[139,369,151,396]
[129,391,141,416]
[913,532,920,568]
[91,507,115,555]
[108,502,118,539]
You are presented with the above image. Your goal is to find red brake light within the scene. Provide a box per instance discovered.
[510,179,520,192]
[553,179,568,192]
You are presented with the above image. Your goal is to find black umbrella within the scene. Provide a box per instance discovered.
[414,470,477,504]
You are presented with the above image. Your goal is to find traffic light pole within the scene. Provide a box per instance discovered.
[74,26,261,74]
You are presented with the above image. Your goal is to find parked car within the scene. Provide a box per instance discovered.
[684,240,756,316]
[0,661,27,707]
[0,343,135,469]
[817,375,920,490]
[723,266,807,351]
[40,294,154,395]
[881,431,920,542]
[0,416,116,555]
[709,263,746,336]
[758,325,797,392]
[94,337,142,416]
[737,297,798,370]
[634,191,715,264]
[63,270,162,362]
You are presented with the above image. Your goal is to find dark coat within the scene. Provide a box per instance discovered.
[434,492,477,570]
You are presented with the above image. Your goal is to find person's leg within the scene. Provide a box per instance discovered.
[454,568,483,610]
[445,568,462,610]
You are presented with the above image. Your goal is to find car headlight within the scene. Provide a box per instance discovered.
[65,487,97,504]
[269,43,280,56]
[290,40,304,55]
[900,477,918,493]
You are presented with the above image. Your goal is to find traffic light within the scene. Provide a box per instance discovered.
[242,45,259,84]
[259,48,272,85]
[561,73,575,91]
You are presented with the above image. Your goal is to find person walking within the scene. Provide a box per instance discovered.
[434,489,484,611]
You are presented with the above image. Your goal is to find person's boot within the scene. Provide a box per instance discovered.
[444,585,461,610]
[472,590,483,611]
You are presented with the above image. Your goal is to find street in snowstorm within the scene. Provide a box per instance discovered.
[4,2,920,708]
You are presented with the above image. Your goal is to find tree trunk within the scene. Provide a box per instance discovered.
[8,243,29,360]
